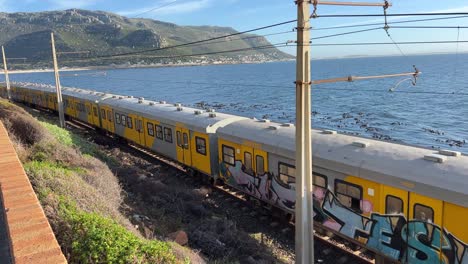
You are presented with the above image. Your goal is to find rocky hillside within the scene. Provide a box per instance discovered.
[0,9,293,68]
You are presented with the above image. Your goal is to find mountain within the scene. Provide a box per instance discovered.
[0,9,293,69]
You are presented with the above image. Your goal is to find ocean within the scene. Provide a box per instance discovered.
[8,53,468,153]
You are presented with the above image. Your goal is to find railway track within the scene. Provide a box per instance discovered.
[63,118,375,264]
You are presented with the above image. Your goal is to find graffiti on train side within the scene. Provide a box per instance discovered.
[219,161,295,210]
[314,188,468,264]
[219,160,468,264]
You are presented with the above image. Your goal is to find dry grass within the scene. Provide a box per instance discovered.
[0,99,196,263]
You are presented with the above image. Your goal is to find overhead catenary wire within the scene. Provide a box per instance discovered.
[58,42,292,64]
[88,19,297,59]
[130,0,179,18]
[311,27,382,40]
[314,12,468,18]
[312,15,468,30]
[310,40,468,46]
[60,75,468,96]
[61,13,468,62]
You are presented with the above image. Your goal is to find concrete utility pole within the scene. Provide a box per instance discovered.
[293,1,399,263]
[51,32,66,128]
[1,46,11,101]
[294,1,314,263]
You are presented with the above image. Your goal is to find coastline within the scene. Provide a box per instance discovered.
[0,59,295,75]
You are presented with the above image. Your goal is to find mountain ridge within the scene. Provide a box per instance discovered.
[0,9,293,69]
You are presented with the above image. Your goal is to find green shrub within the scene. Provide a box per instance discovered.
[24,160,76,179]
[39,121,116,165]
[61,202,176,264]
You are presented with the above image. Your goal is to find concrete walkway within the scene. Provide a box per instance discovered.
[0,121,66,264]
[0,194,12,264]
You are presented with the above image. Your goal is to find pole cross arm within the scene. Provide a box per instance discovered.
[313,1,392,7]
[310,1,392,18]
[311,70,421,85]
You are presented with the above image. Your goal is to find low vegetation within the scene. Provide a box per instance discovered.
[0,99,190,263]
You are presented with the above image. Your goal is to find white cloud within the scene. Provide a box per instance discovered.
[119,0,213,17]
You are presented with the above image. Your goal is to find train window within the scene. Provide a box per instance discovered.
[87,105,91,115]
[156,125,163,140]
[127,117,133,129]
[195,137,207,155]
[115,113,121,124]
[147,123,155,137]
[222,145,235,166]
[279,163,295,185]
[101,109,106,119]
[176,131,182,147]
[386,195,403,214]
[183,133,189,149]
[164,127,173,143]
[121,115,127,126]
[107,110,112,122]
[313,173,327,188]
[335,180,362,212]
[256,156,265,175]
[244,152,253,174]
[414,204,434,222]
[93,107,98,117]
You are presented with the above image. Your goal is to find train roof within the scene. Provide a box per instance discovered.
[218,119,468,207]
[101,96,247,133]
[61,87,117,101]
[14,82,55,92]
[13,82,119,102]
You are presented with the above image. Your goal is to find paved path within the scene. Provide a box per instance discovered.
[0,194,12,264]
[0,121,67,264]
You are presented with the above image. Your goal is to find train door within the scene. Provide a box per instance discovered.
[175,127,192,167]
[92,104,100,127]
[106,108,115,134]
[135,117,145,146]
[253,149,267,176]
[406,192,444,263]
[85,102,93,124]
[100,108,108,131]
[242,146,254,176]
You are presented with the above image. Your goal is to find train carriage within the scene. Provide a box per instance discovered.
[5,83,468,264]
[217,118,468,264]
[101,96,246,177]
[61,88,114,127]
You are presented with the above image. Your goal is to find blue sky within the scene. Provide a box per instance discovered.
[1,0,468,58]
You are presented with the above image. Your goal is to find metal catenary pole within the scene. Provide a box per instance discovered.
[295,1,314,263]
[1,46,11,101]
[51,32,66,128]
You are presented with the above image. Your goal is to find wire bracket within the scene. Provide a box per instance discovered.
[312,0,318,18]
[294,80,312,85]
[412,65,420,84]
[383,0,390,34]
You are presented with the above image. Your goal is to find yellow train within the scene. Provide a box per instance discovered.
[3,82,468,264]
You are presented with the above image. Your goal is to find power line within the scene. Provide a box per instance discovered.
[61,75,468,96]
[174,30,295,48]
[130,0,179,18]
[312,15,468,30]
[390,26,468,29]
[87,19,297,59]
[311,40,468,46]
[311,27,382,40]
[315,12,468,18]
[59,42,292,64]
